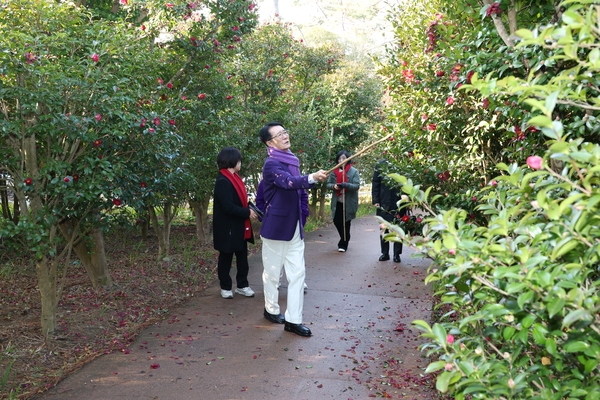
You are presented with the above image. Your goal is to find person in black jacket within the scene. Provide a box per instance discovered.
[213,147,259,299]
[371,159,407,263]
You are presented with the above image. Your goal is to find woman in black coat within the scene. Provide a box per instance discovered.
[213,147,258,299]
[372,159,407,263]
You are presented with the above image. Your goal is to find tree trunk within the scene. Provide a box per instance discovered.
[318,188,327,221]
[36,255,58,337]
[148,202,178,260]
[190,195,210,242]
[59,220,113,290]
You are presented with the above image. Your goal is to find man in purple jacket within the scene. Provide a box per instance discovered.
[258,121,327,337]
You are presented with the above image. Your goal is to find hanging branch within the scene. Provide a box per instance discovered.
[324,133,394,174]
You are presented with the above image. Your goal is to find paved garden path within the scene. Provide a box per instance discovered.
[39,216,436,400]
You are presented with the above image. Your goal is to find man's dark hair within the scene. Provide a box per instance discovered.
[217,147,242,169]
[259,121,283,145]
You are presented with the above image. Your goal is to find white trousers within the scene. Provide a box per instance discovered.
[261,223,305,324]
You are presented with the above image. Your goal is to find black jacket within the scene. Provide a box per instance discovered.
[212,172,254,253]
[371,161,407,222]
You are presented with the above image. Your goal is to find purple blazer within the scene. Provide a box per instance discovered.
[259,157,314,241]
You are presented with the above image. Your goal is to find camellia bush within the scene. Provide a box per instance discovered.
[382,1,600,398]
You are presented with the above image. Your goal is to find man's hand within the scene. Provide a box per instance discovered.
[312,170,328,182]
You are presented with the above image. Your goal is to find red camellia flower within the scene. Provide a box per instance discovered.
[24,178,33,186]
[233,35,241,42]
[482,98,490,109]
[95,114,102,122]
[112,199,122,206]
[486,2,502,17]
[73,174,79,181]
[226,95,233,100]
[401,215,410,223]
[471,196,477,202]
[93,139,102,147]
[64,176,71,183]
[231,26,239,31]
[141,25,146,31]
[150,363,160,369]
[140,182,147,188]
[198,93,206,99]
[402,69,415,82]
[169,119,176,126]
[238,17,245,22]
[166,82,173,89]
[248,3,256,11]
[153,117,161,125]
[426,123,437,131]
[435,70,445,77]
[91,53,99,63]
[140,118,147,127]
[446,97,454,105]
[466,70,475,84]
[204,64,210,69]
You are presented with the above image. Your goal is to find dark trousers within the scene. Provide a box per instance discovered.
[380,228,402,257]
[217,244,249,290]
[333,201,351,250]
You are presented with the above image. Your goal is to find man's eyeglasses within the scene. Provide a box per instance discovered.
[270,129,289,140]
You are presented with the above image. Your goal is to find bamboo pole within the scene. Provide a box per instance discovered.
[324,133,393,175]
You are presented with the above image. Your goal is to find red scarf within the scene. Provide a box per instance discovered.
[220,169,252,240]
[334,163,352,197]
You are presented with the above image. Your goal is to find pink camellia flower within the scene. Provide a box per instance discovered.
[226,95,233,100]
[231,26,239,31]
[91,53,99,63]
[112,199,122,206]
[490,180,498,187]
[120,0,128,4]
[153,117,161,125]
[448,249,456,255]
[379,223,386,229]
[165,3,174,8]
[435,70,445,77]
[482,98,490,109]
[445,363,453,371]
[526,155,543,170]
[446,97,454,105]
[421,114,428,121]
[416,217,423,223]
[198,93,206,99]
[95,114,102,122]
[168,119,176,126]
[140,118,147,127]
[248,3,256,11]
[471,196,477,201]
[446,334,455,344]
[25,52,37,64]
[427,123,437,131]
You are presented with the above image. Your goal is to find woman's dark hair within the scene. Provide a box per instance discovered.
[336,150,351,164]
[259,121,284,144]
[217,147,242,169]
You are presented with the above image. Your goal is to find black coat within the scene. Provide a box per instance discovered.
[371,162,407,222]
[212,172,254,253]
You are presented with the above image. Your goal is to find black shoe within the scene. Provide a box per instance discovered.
[264,309,285,324]
[284,322,312,337]
[393,255,401,263]
[379,254,390,261]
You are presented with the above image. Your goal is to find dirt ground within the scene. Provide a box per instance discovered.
[0,223,440,399]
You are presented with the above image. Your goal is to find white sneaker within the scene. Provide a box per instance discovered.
[235,287,255,297]
[220,289,233,299]
[338,248,346,252]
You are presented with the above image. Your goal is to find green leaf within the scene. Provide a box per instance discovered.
[425,361,447,373]
[436,371,452,393]
[563,309,592,328]
[528,115,553,128]
[515,29,533,39]
[563,341,590,353]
